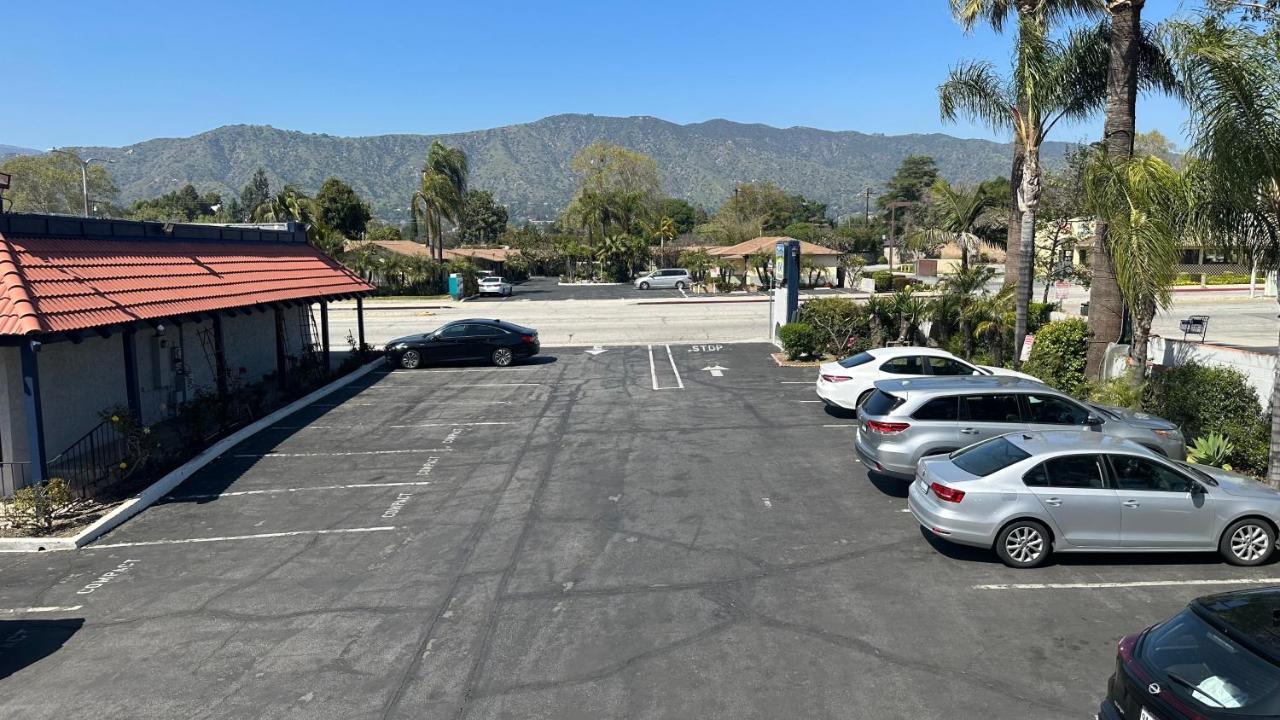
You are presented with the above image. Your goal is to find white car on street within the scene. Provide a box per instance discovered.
[478,276,512,296]
[815,346,1042,410]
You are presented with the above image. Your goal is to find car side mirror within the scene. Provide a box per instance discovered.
[1085,415,1104,427]
[971,370,981,376]
[1188,481,1206,495]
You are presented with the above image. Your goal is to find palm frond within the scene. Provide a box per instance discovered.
[939,60,1017,136]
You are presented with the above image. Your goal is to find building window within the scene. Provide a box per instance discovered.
[1077,250,1090,267]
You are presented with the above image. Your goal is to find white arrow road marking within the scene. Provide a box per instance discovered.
[702,365,728,377]
[585,345,607,355]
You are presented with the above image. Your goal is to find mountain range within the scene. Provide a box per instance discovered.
[20,114,1071,222]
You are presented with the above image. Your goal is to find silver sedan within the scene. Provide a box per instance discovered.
[907,430,1280,568]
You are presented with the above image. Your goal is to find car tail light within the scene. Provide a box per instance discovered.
[521,334,536,344]
[820,374,852,383]
[929,482,965,503]
[866,420,910,434]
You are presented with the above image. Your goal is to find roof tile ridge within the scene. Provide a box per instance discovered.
[0,234,44,335]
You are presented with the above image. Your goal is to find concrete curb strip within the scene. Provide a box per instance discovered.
[0,359,385,553]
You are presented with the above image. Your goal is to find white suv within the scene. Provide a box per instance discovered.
[634,268,692,290]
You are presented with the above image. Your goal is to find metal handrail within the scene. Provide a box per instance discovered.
[46,419,128,497]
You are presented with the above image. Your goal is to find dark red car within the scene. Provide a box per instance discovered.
[1099,587,1280,720]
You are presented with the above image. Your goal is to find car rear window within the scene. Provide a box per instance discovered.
[862,390,904,416]
[838,352,874,369]
[950,437,1031,477]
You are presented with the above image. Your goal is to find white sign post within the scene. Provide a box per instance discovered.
[1020,334,1036,363]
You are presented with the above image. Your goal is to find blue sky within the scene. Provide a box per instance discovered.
[4,1,1200,149]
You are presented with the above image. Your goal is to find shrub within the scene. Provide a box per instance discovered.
[1022,318,1090,398]
[4,478,74,532]
[797,298,871,356]
[1187,432,1234,469]
[778,322,820,360]
[1028,302,1056,334]
[871,270,893,292]
[1088,376,1144,410]
[1144,363,1269,475]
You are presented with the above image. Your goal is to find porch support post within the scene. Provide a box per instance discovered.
[356,296,366,358]
[319,301,331,373]
[274,307,288,391]
[122,327,142,418]
[212,314,228,398]
[20,340,46,484]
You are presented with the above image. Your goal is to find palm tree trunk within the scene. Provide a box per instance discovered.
[1129,296,1154,382]
[1004,138,1025,290]
[1086,0,1144,379]
[1013,151,1041,367]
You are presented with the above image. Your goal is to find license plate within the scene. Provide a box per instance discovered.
[1140,709,1157,720]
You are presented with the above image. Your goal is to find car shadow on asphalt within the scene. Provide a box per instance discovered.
[917,527,1248,568]
[867,471,910,498]
[0,618,84,680]
[823,405,857,421]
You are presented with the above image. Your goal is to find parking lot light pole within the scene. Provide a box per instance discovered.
[48,148,113,217]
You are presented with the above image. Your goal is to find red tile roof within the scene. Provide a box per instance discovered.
[0,233,373,336]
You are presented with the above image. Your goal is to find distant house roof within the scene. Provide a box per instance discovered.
[363,240,433,257]
[444,247,513,263]
[707,236,843,257]
[0,214,373,337]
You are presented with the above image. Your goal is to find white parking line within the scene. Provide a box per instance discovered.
[973,577,1280,591]
[311,401,512,407]
[91,527,397,549]
[363,383,543,388]
[779,381,813,384]
[0,605,83,615]
[387,422,513,428]
[234,449,451,458]
[648,344,660,390]
[166,481,436,501]
[823,424,856,428]
[796,400,823,403]
[270,422,512,431]
[665,345,685,389]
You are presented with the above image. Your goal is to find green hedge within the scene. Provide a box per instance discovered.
[1022,318,1090,398]
[1144,363,1269,475]
[871,270,893,292]
[778,322,820,360]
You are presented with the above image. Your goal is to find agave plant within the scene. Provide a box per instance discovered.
[1187,432,1234,470]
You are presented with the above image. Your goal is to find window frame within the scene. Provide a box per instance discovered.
[959,393,1025,424]
[1022,453,1109,490]
[1020,393,1093,426]
[878,355,926,375]
[1103,453,1198,494]
[910,396,960,422]
[923,355,979,377]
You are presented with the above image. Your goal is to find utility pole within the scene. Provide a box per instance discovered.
[886,200,915,269]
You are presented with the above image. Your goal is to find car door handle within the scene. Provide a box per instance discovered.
[1122,500,1140,508]
[1044,497,1062,507]
[959,428,980,435]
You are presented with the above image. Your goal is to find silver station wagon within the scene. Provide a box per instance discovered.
[854,376,1185,479]
[908,431,1280,568]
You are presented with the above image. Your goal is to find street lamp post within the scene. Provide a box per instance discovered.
[885,200,916,269]
[48,148,113,217]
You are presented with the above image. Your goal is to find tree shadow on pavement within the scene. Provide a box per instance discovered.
[0,618,84,680]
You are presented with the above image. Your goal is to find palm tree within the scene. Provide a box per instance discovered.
[970,285,1017,366]
[1164,16,1280,485]
[950,0,1104,293]
[411,141,468,264]
[918,178,997,272]
[889,287,929,343]
[1085,153,1188,378]
[940,265,999,358]
[941,22,1111,365]
[1086,0,1181,378]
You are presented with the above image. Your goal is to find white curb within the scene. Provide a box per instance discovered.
[0,358,385,553]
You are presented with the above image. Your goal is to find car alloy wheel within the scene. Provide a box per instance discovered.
[639,281,650,290]
[400,350,421,369]
[1222,520,1274,565]
[492,347,514,367]
[996,521,1049,568]
[675,281,686,290]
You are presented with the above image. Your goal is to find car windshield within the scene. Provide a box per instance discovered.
[1141,608,1280,715]
[949,436,1031,477]
[838,352,874,369]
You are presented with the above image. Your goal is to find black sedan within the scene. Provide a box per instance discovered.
[1099,587,1280,720]
[384,319,540,369]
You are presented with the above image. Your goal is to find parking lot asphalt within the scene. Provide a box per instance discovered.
[1,342,1277,719]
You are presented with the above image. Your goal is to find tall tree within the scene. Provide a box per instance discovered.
[916,177,998,271]
[940,21,1111,364]
[411,141,469,263]
[458,189,509,243]
[314,177,372,238]
[239,168,271,221]
[563,142,661,241]
[657,198,699,234]
[877,155,940,228]
[0,153,118,215]
[951,0,1103,296]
